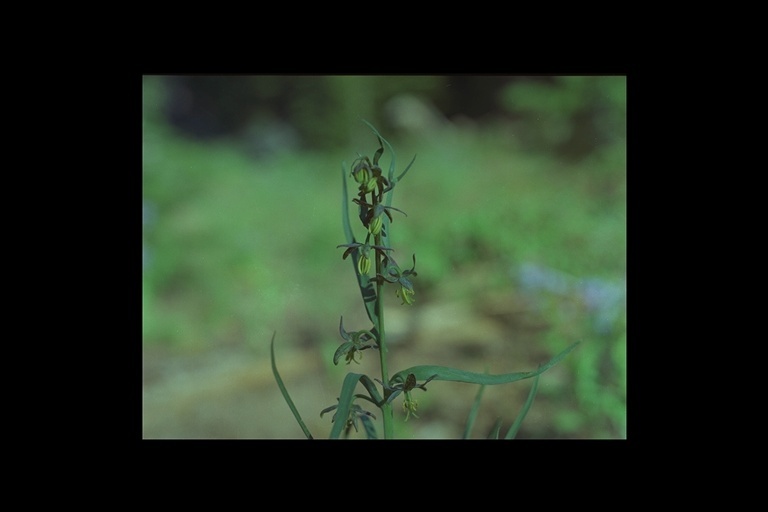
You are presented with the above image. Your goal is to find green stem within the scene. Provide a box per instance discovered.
[375,232,394,439]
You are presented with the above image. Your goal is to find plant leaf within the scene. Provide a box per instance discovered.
[462,382,487,439]
[487,418,503,439]
[362,119,396,183]
[341,163,354,244]
[390,341,580,386]
[329,372,366,439]
[358,374,384,406]
[396,154,417,183]
[354,269,378,325]
[270,332,314,439]
[341,163,379,325]
[505,374,540,439]
[320,404,338,418]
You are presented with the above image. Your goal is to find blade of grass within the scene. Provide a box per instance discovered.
[329,372,366,439]
[270,332,314,439]
[396,154,417,182]
[390,341,580,386]
[462,383,487,439]
[505,374,541,439]
[487,418,503,439]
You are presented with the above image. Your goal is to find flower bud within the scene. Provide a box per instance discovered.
[352,162,370,185]
[357,253,371,275]
[369,215,383,235]
[364,177,378,193]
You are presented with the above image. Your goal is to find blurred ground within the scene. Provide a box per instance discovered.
[143,267,603,439]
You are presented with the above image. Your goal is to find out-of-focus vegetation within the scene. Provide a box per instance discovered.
[143,75,626,438]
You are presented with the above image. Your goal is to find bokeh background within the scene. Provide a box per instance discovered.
[142,75,626,439]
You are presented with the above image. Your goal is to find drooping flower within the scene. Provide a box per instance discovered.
[333,316,378,365]
[402,393,419,421]
[397,285,415,305]
[373,253,418,306]
[336,241,393,277]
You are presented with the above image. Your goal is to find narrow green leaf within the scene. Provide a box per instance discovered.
[358,374,384,406]
[319,404,338,418]
[390,341,580,386]
[329,372,365,439]
[373,137,384,166]
[270,332,314,439]
[487,418,503,439]
[505,374,540,439]
[341,163,379,325]
[361,119,396,182]
[341,163,354,244]
[354,269,378,325]
[462,383,487,439]
[396,154,417,182]
[353,394,379,406]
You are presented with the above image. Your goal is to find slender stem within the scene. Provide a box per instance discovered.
[375,230,394,439]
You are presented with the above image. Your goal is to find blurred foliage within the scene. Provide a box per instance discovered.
[156,75,625,162]
[142,75,626,438]
[500,75,626,161]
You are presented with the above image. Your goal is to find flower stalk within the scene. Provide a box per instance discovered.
[334,129,417,439]
[271,122,579,440]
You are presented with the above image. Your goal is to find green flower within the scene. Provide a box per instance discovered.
[364,177,378,193]
[376,372,437,420]
[352,198,407,235]
[350,158,371,185]
[333,316,378,365]
[320,400,377,436]
[373,254,418,305]
[350,153,389,199]
[402,393,419,421]
[397,285,415,305]
[336,241,393,277]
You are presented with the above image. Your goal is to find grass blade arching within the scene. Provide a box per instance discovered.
[361,119,396,182]
[505,374,540,439]
[390,341,580,386]
[270,332,314,439]
[329,372,365,439]
[462,383,487,439]
[487,418,503,439]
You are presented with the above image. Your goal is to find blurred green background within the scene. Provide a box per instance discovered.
[142,75,626,439]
